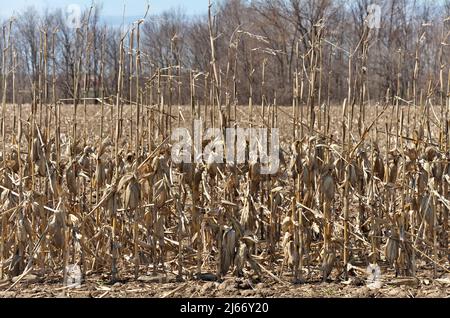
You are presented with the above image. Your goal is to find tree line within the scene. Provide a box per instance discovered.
[1,0,449,107]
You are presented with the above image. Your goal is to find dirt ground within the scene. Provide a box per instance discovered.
[1,267,449,298]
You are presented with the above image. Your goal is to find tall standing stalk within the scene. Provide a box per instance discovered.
[112,33,126,282]
[0,20,12,280]
[208,0,220,129]
[129,28,135,145]
[100,32,105,142]
[343,99,350,279]
[293,44,299,139]
[136,21,143,157]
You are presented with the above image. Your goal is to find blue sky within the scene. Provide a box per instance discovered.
[0,0,208,17]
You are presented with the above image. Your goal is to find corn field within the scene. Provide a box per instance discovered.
[0,1,449,297]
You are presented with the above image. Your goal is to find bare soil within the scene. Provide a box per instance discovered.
[1,267,449,298]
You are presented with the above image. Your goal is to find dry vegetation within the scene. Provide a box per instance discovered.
[0,1,449,298]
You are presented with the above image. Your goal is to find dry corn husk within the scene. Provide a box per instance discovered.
[385,230,400,266]
[206,150,222,179]
[283,233,298,269]
[78,147,93,176]
[8,149,20,173]
[221,227,237,275]
[234,236,260,277]
[303,157,317,189]
[425,146,438,162]
[31,137,41,163]
[124,176,141,212]
[155,215,165,240]
[49,164,61,196]
[49,209,65,249]
[419,192,434,227]
[153,177,170,209]
[234,242,247,276]
[417,164,429,194]
[388,159,399,184]
[281,216,293,232]
[34,155,46,177]
[404,144,418,161]
[68,214,80,227]
[404,159,416,174]
[94,159,106,188]
[1,190,17,210]
[1,169,13,190]
[16,217,28,244]
[431,158,444,180]
[373,150,385,181]
[95,182,119,216]
[180,162,202,190]
[348,162,359,189]
[104,159,114,184]
[321,244,336,281]
[289,141,302,178]
[413,127,424,144]
[249,161,261,193]
[124,152,135,173]
[65,161,78,196]
[224,172,238,197]
[285,241,299,269]
[321,164,335,202]
[28,191,45,218]
[240,195,256,232]
[65,138,82,159]
[98,137,112,158]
